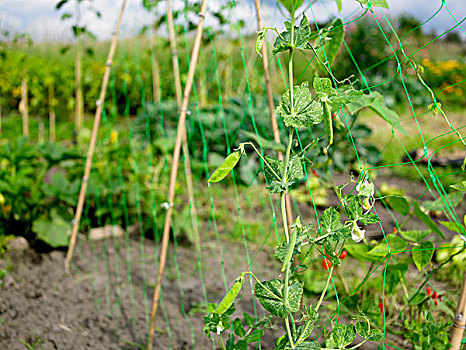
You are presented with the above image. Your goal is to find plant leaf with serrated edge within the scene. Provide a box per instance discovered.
[413,241,434,271]
[413,201,445,239]
[276,82,323,128]
[367,329,383,342]
[359,213,380,225]
[320,207,340,234]
[273,15,310,54]
[295,341,321,349]
[208,150,242,183]
[368,234,407,256]
[400,230,430,242]
[294,319,315,345]
[288,154,304,183]
[313,77,333,94]
[327,324,355,349]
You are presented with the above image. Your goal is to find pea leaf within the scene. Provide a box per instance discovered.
[313,77,334,95]
[347,92,406,134]
[355,321,369,339]
[294,319,315,344]
[273,15,310,54]
[368,234,408,256]
[261,155,303,193]
[295,341,321,349]
[329,87,363,106]
[276,82,323,128]
[287,154,304,184]
[384,263,408,294]
[320,207,340,234]
[345,195,363,220]
[367,329,383,342]
[314,18,345,69]
[235,340,247,350]
[256,29,267,56]
[413,201,445,239]
[254,279,302,318]
[208,149,242,183]
[423,192,464,211]
[400,230,430,242]
[451,181,466,192]
[345,243,384,262]
[413,241,435,271]
[356,0,389,8]
[234,318,245,337]
[278,0,304,13]
[327,324,355,349]
[244,329,263,343]
[387,196,411,215]
[439,221,466,234]
[359,213,380,225]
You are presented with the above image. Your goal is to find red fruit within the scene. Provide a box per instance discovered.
[339,250,347,259]
[392,227,397,234]
[439,294,444,301]
[312,169,319,178]
[378,302,384,313]
[427,286,431,296]
[322,258,332,270]
[432,291,438,299]
[434,299,438,306]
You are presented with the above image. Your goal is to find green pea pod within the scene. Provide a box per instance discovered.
[213,273,246,315]
[208,149,242,183]
[322,101,333,149]
[281,225,298,273]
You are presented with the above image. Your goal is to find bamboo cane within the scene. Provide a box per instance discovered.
[65,0,127,271]
[146,1,208,348]
[253,0,294,227]
[450,271,466,350]
[165,0,200,251]
[20,75,29,137]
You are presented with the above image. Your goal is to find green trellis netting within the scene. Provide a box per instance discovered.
[1,0,465,349]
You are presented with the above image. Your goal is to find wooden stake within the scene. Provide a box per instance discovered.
[165,0,200,251]
[451,271,466,350]
[20,74,29,137]
[65,0,127,270]
[253,0,294,226]
[146,1,208,348]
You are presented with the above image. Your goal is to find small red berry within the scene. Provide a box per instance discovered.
[339,250,347,259]
[432,291,438,299]
[427,286,431,296]
[378,302,384,313]
[434,299,438,306]
[312,169,319,178]
[392,227,397,234]
[322,258,332,270]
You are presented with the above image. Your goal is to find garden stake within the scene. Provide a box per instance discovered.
[146,1,208,348]
[253,0,293,229]
[20,74,29,137]
[450,271,466,350]
[165,0,200,251]
[65,0,127,271]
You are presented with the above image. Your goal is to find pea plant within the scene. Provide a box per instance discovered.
[203,1,387,349]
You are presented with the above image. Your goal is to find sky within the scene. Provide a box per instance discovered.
[0,0,464,42]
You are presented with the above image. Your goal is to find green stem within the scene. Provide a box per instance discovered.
[315,266,334,312]
[242,142,281,180]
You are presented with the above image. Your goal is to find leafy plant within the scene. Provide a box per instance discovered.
[202,1,392,348]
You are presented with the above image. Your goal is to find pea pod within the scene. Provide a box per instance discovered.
[213,273,246,315]
[208,148,243,183]
[322,101,333,149]
[281,226,298,273]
